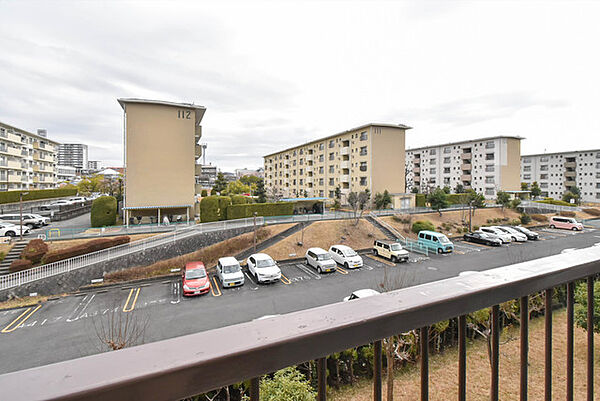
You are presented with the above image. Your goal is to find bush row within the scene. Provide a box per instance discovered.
[534,199,575,207]
[0,188,77,205]
[415,193,473,208]
[91,196,117,227]
[226,202,294,220]
[200,195,292,222]
[42,236,130,264]
[411,220,435,233]
[20,239,48,264]
[9,259,32,273]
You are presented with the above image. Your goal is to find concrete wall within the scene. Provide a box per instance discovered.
[371,126,406,194]
[0,226,254,301]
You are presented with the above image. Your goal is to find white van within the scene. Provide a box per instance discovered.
[305,247,337,273]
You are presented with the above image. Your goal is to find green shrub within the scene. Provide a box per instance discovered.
[200,196,220,222]
[534,199,575,207]
[0,188,77,205]
[473,225,480,231]
[200,189,208,197]
[21,239,48,265]
[217,196,232,220]
[0,251,4,262]
[226,202,294,220]
[583,208,600,216]
[90,196,117,227]
[531,214,548,222]
[411,220,435,234]
[510,219,521,226]
[415,194,426,207]
[9,259,32,273]
[230,195,250,205]
[42,236,130,264]
[486,219,493,224]
[520,214,532,225]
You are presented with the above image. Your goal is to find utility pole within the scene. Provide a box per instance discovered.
[253,212,257,253]
[19,191,29,241]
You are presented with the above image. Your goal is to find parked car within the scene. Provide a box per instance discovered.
[373,239,409,263]
[305,247,337,273]
[463,231,502,246]
[510,225,539,240]
[68,197,87,205]
[343,289,380,302]
[216,257,245,288]
[0,223,29,237]
[493,226,528,242]
[479,227,512,244]
[182,261,210,296]
[0,213,44,228]
[247,253,281,284]
[329,245,363,269]
[549,216,583,231]
[417,230,454,253]
[49,199,73,207]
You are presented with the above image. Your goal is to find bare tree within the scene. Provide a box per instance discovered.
[348,190,370,225]
[92,302,149,352]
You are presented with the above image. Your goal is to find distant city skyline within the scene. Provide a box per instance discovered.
[1,1,599,171]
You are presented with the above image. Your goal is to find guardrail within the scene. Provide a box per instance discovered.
[521,200,582,213]
[1,246,597,400]
[402,238,429,256]
[0,217,263,291]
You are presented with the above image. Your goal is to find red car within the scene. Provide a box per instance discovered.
[182,261,210,296]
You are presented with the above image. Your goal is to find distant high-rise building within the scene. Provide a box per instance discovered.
[87,160,101,170]
[58,143,88,169]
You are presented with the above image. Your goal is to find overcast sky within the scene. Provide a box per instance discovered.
[1,1,598,171]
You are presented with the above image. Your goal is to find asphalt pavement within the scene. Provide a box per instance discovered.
[1,221,599,374]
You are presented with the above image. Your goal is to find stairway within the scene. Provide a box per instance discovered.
[0,240,28,275]
[366,213,406,242]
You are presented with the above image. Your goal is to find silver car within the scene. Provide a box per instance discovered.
[305,247,337,273]
[216,257,245,288]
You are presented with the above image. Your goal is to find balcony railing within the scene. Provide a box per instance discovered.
[0,246,597,400]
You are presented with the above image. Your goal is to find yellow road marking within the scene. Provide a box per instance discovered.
[336,267,348,275]
[280,274,291,285]
[454,250,465,254]
[2,304,42,333]
[464,241,494,248]
[210,276,222,297]
[366,255,395,266]
[122,288,140,312]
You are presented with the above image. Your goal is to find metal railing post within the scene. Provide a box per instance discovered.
[491,305,500,401]
[520,296,528,401]
[458,315,466,401]
[587,276,594,401]
[317,357,327,401]
[373,340,382,401]
[420,326,429,401]
[249,377,259,401]
[544,288,552,401]
[567,282,574,401]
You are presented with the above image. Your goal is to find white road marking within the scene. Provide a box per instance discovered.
[66,294,95,322]
[293,263,322,279]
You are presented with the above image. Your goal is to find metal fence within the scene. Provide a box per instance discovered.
[521,200,582,213]
[1,246,597,400]
[0,217,263,291]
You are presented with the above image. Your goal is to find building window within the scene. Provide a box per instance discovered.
[523,174,531,180]
[299,179,303,185]
[485,165,495,172]
[319,178,324,185]
[360,177,367,185]
[540,165,548,171]
[430,159,436,165]
[485,153,495,160]
[430,168,436,175]
[329,178,334,185]
[360,146,367,156]
[319,155,324,162]
[540,174,548,180]
[523,165,531,172]
[485,141,495,149]
[540,182,548,188]
[329,165,334,173]
[443,157,450,164]
[430,149,436,156]
[319,166,324,174]
[360,161,367,172]
[540,156,549,162]
[443,147,451,154]
[329,191,334,198]
[329,152,334,161]
[444,167,450,174]
[319,190,324,197]
[443,177,450,185]
[485,188,495,195]
[360,131,368,141]
[329,140,335,148]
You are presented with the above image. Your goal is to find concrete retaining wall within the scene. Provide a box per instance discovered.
[0,225,254,300]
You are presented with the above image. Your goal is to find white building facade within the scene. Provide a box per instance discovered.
[521,150,600,203]
[406,136,522,199]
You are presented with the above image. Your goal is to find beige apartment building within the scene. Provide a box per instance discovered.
[118,99,205,224]
[0,121,59,191]
[264,123,414,208]
[406,136,522,199]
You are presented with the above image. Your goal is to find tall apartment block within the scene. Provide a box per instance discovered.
[264,123,414,208]
[0,121,59,191]
[406,136,522,199]
[521,149,600,203]
[118,99,205,224]
[58,143,88,170]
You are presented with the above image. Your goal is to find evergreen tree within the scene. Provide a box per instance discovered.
[255,178,267,203]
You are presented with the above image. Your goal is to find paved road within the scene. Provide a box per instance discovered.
[1,222,599,374]
[24,212,92,239]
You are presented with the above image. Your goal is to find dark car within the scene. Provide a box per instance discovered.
[510,225,540,240]
[463,231,502,246]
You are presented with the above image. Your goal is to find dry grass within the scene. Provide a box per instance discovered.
[331,309,600,401]
[0,242,14,258]
[103,223,295,283]
[0,294,66,310]
[46,233,159,253]
[262,219,386,260]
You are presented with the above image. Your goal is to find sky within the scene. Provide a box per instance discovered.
[0,1,599,171]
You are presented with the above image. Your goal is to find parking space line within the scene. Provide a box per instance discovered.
[122,288,140,312]
[454,250,465,255]
[292,264,322,279]
[280,274,291,285]
[171,281,181,304]
[210,276,222,297]
[366,255,395,266]
[336,267,348,275]
[243,271,259,290]
[2,305,42,333]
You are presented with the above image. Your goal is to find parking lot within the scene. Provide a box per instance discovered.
[1,220,599,374]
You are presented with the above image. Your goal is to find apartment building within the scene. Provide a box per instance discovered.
[57,165,77,183]
[521,149,600,203]
[118,98,205,224]
[0,121,59,191]
[58,143,88,170]
[264,123,413,207]
[406,136,522,199]
[195,164,217,191]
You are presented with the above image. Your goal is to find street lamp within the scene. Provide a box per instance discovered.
[19,191,29,241]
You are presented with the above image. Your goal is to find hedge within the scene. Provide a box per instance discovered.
[0,188,77,205]
[91,196,117,227]
[226,202,294,220]
[231,195,250,205]
[411,220,435,234]
[200,196,232,222]
[416,193,470,207]
[21,239,48,265]
[415,194,426,207]
[42,236,130,265]
[534,199,576,207]
[9,259,32,273]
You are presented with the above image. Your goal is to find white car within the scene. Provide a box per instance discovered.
[0,223,29,237]
[305,247,337,273]
[216,257,245,288]
[29,213,51,226]
[343,289,380,302]
[494,226,527,242]
[246,253,281,284]
[373,239,409,263]
[329,245,363,269]
[69,197,87,205]
[479,227,512,243]
[49,199,73,207]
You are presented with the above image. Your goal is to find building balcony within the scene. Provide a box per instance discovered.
[564,161,577,169]
[413,167,421,174]
[460,174,471,181]
[460,163,471,170]
[340,161,349,169]
[195,145,202,159]
[340,174,350,183]
[564,170,576,178]
[565,179,577,187]
[7,174,21,183]
[413,157,420,164]
[340,147,349,156]
[305,154,313,161]
[461,153,472,160]
[4,247,597,401]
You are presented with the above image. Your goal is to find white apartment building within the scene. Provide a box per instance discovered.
[406,136,522,199]
[0,121,59,191]
[521,149,600,203]
[57,165,77,183]
[58,143,88,170]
